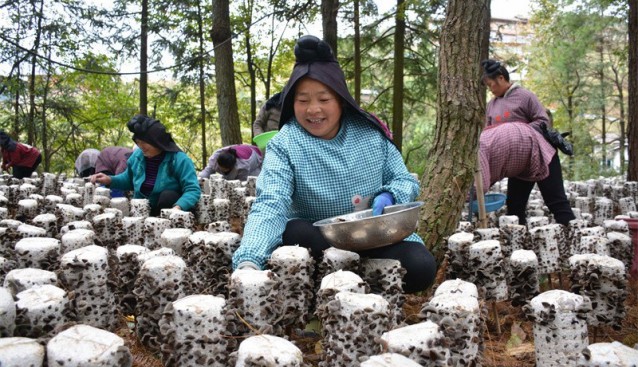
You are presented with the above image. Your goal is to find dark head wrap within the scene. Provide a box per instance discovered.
[264,92,282,110]
[0,131,17,151]
[127,114,180,152]
[481,59,510,82]
[279,35,393,143]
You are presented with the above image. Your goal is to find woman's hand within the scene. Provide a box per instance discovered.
[90,172,111,186]
[372,192,395,216]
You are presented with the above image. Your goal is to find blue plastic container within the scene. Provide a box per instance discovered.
[471,193,506,213]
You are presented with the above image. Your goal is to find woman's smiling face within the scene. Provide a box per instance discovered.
[293,78,342,140]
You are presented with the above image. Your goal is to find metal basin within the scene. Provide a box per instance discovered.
[313,201,423,252]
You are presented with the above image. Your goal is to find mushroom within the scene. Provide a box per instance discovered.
[142,217,171,250]
[0,337,45,366]
[568,254,626,330]
[528,224,564,275]
[379,320,451,366]
[14,284,73,338]
[134,254,192,352]
[468,240,508,301]
[14,237,60,271]
[184,231,240,295]
[231,334,306,367]
[129,198,151,218]
[445,231,474,281]
[0,286,16,337]
[59,244,118,330]
[121,216,145,246]
[268,245,315,331]
[577,341,638,366]
[159,294,228,367]
[318,291,390,366]
[524,290,591,367]
[419,293,483,366]
[508,250,539,307]
[360,258,406,328]
[226,269,284,341]
[46,324,132,367]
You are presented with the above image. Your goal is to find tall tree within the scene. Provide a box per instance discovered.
[139,0,148,115]
[339,0,377,105]
[629,0,638,180]
[322,0,339,56]
[418,0,488,256]
[211,0,242,146]
[238,0,258,129]
[392,0,405,151]
[606,23,628,173]
[480,0,491,103]
[27,0,44,145]
[196,1,208,167]
[527,5,599,179]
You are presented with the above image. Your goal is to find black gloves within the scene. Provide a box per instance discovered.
[540,123,574,156]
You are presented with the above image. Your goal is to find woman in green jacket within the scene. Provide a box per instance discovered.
[90,115,201,216]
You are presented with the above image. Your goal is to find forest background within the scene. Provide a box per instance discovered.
[0,0,632,180]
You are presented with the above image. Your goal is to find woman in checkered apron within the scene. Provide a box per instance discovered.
[232,35,437,293]
[481,59,574,226]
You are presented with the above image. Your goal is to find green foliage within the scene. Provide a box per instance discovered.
[0,0,629,180]
[527,0,629,179]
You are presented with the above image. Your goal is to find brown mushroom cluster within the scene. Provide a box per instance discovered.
[133,255,193,352]
[269,246,315,331]
[524,290,591,367]
[159,294,228,367]
[318,291,391,366]
[58,245,118,330]
[568,254,627,330]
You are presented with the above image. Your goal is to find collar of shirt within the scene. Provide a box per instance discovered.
[503,83,520,98]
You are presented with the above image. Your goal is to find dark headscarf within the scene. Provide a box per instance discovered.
[0,131,17,151]
[264,92,282,110]
[127,114,180,152]
[481,59,510,82]
[279,35,393,143]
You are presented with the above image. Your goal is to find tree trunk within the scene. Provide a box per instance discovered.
[13,67,20,138]
[613,67,626,173]
[245,1,257,142]
[28,0,44,146]
[197,1,207,168]
[354,0,361,105]
[480,0,491,104]
[599,36,607,170]
[41,34,52,172]
[628,0,638,180]
[321,0,339,57]
[418,0,488,260]
[12,4,23,137]
[211,0,242,146]
[140,0,148,115]
[392,0,405,152]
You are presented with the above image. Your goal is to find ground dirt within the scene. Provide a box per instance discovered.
[120,262,638,367]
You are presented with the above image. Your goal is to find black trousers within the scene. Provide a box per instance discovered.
[151,190,181,216]
[12,154,42,179]
[507,153,575,225]
[282,219,437,293]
